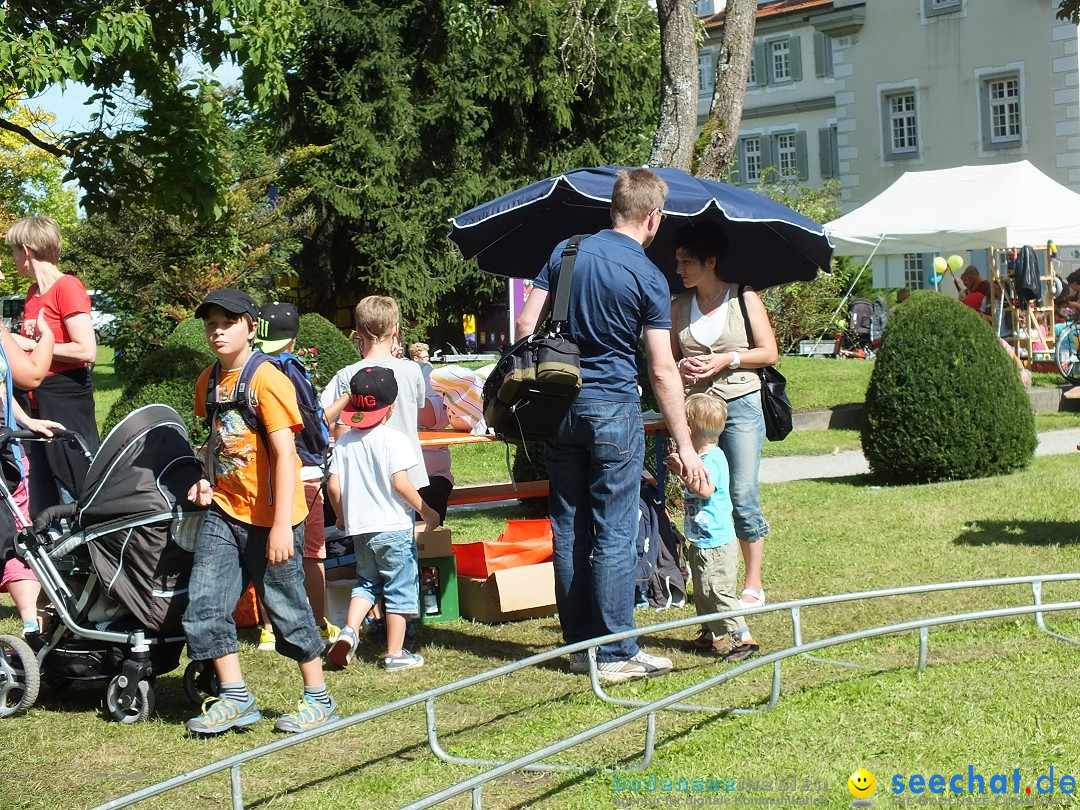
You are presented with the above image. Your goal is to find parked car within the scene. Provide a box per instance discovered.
[0,294,24,333]
[87,290,118,344]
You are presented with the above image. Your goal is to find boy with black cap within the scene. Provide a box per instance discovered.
[253,302,339,651]
[183,288,338,735]
[326,366,439,671]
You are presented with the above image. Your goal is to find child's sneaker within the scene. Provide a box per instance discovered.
[568,651,590,673]
[327,625,358,668]
[319,619,341,644]
[384,649,424,671]
[274,694,339,733]
[363,615,386,640]
[186,695,262,735]
[257,627,276,651]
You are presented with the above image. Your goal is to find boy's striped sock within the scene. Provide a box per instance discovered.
[304,683,332,707]
[220,681,252,704]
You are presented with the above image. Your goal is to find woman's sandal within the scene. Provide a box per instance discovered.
[740,588,765,607]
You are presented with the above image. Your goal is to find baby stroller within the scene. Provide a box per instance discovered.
[0,404,205,722]
[836,297,888,358]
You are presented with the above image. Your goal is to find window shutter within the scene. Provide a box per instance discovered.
[795,130,808,180]
[789,35,803,82]
[754,41,768,86]
[814,32,828,78]
[760,134,774,173]
[818,128,834,178]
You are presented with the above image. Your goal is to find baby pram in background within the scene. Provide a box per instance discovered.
[0,404,205,722]
[835,297,888,358]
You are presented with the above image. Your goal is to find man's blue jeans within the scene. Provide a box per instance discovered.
[544,400,644,662]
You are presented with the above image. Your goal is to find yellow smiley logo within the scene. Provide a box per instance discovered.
[848,769,876,799]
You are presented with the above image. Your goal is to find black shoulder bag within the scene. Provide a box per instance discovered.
[482,235,585,444]
[737,286,792,442]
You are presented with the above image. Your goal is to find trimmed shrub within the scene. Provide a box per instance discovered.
[861,291,1036,483]
[103,313,359,444]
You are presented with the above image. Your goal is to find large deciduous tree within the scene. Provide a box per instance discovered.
[1057,1,1080,22]
[278,0,660,333]
[0,0,300,218]
[696,0,757,178]
[649,0,698,170]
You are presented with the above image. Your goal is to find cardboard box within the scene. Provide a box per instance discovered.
[415,523,453,559]
[457,562,557,623]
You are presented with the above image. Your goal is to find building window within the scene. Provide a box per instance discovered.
[882,90,919,159]
[770,39,791,83]
[903,254,924,290]
[986,75,1021,146]
[776,133,798,178]
[694,0,716,16]
[699,52,715,97]
[748,55,757,86]
[924,0,961,17]
[742,137,762,183]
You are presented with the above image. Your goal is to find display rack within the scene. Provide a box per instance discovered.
[989,243,1058,366]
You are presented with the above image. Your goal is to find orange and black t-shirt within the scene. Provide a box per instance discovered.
[195,361,308,528]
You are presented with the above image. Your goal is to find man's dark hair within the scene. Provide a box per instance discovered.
[1067,269,1080,286]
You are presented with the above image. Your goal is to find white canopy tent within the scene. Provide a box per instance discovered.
[825,161,1080,256]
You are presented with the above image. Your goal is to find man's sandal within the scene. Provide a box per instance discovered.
[740,588,765,607]
[723,641,760,662]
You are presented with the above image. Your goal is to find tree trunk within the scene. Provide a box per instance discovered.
[696,0,757,179]
[648,0,698,171]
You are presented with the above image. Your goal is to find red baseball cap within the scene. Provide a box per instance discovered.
[340,366,398,429]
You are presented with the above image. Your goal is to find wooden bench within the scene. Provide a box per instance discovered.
[446,479,549,506]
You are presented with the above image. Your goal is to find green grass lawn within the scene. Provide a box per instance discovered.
[92,345,122,436]
[5,454,1080,809]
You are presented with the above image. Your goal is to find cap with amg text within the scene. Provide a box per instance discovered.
[340,366,398,429]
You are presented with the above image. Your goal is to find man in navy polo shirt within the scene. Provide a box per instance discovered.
[516,168,707,682]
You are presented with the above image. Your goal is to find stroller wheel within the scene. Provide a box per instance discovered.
[0,634,40,718]
[104,676,154,723]
[183,659,220,705]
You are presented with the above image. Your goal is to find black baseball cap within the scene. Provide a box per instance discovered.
[194,288,259,321]
[340,366,398,430]
[255,302,300,353]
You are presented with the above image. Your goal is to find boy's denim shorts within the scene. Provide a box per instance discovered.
[351,528,419,617]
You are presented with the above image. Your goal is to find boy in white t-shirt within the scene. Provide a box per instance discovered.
[326,367,439,671]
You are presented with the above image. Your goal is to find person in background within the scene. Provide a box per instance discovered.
[409,341,454,524]
[253,302,339,651]
[961,266,992,299]
[6,216,98,511]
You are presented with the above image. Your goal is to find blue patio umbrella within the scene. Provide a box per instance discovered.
[448,166,834,293]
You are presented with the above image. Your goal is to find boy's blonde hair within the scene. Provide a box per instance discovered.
[685,393,728,438]
[409,341,429,361]
[611,168,668,227]
[354,295,400,340]
[6,216,62,264]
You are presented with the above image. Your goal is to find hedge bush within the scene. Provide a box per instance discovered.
[861,291,1036,484]
[103,313,360,444]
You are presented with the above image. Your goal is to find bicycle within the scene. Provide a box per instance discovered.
[1055,320,1080,383]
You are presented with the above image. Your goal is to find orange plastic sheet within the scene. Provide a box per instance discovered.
[452,519,553,578]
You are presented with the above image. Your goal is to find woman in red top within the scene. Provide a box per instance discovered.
[6,216,99,508]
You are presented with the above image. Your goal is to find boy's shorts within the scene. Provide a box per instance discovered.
[351,528,419,616]
[302,479,326,560]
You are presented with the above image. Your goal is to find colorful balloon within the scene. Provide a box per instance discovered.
[933,256,948,273]
[947,255,964,272]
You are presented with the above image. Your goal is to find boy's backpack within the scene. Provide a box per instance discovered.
[204,351,329,471]
[635,479,687,610]
[482,235,584,444]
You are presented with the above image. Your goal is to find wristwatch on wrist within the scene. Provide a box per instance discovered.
[729,351,741,369]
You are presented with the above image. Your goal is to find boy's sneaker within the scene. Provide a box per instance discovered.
[384,649,424,671]
[186,695,262,735]
[596,651,673,683]
[274,694,339,734]
[327,625,358,668]
[363,616,386,641]
[257,627,276,651]
[319,619,341,644]
[568,651,590,673]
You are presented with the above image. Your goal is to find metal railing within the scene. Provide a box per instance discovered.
[90,573,1080,810]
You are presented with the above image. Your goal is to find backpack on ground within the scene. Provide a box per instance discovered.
[204,351,330,473]
[482,235,585,444]
[635,478,687,610]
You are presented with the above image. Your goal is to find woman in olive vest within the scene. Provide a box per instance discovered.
[669,225,778,609]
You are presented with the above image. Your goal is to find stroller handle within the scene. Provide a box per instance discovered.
[0,426,94,462]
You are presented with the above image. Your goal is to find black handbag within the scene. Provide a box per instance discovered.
[737,287,792,442]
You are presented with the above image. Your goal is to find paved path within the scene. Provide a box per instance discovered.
[760,428,1080,483]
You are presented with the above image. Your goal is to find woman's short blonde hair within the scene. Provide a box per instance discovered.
[610,168,668,227]
[354,295,400,340]
[685,393,728,438]
[6,216,62,264]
